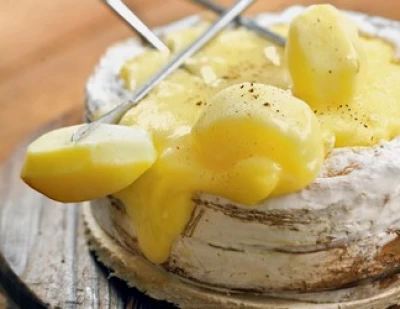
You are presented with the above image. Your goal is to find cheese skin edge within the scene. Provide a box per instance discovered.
[85,6,400,301]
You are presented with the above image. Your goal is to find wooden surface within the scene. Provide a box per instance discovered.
[1,0,400,308]
[0,109,178,308]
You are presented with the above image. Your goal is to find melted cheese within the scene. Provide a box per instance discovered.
[116,83,323,263]
[286,4,400,147]
[316,38,400,146]
[114,18,400,263]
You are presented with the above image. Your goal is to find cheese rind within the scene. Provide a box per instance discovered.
[85,6,400,297]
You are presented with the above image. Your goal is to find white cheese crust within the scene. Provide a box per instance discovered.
[84,202,400,308]
[85,6,400,303]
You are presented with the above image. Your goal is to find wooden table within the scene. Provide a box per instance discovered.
[1,0,400,308]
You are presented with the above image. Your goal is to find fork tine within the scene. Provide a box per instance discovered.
[103,0,169,52]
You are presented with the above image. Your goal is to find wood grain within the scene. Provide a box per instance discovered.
[0,109,176,308]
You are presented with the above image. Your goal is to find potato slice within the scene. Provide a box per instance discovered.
[21,124,156,202]
[192,83,324,198]
[286,4,366,107]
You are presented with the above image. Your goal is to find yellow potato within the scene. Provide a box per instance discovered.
[192,83,324,199]
[21,124,156,202]
[286,4,366,107]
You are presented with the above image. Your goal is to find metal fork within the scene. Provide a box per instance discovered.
[104,0,286,50]
[72,0,255,142]
[190,0,286,46]
[103,0,169,52]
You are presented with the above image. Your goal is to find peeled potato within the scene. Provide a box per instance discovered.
[192,83,324,197]
[286,4,366,107]
[21,124,157,203]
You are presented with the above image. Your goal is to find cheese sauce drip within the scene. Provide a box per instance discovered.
[113,15,400,263]
[117,82,324,263]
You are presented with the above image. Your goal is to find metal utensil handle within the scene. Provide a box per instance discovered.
[72,0,254,142]
[103,0,169,52]
[191,0,285,46]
